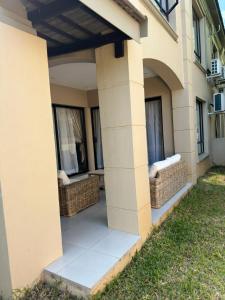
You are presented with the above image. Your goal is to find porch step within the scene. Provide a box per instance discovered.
[43,232,140,298]
[42,195,140,298]
[151,182,193,227]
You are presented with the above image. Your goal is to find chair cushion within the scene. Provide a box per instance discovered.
[149,154,181,179]
[149,160,171,179]
[166,154,181,164]
[70,174,89,183]
[58,170,70,185]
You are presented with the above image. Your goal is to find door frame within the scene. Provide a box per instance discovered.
[145,96,165,163]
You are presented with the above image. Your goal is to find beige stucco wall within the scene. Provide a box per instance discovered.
[144,76,175,157]
[0,22,62,291]
[87,89,99,107]
[196,157,212,178]
[211,139,225,166]
[50,84,88,107]
[192,63,212,177]
[139,1,184,90]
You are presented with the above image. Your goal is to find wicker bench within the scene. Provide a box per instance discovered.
[150,160,187,209]
[58,175,99,217]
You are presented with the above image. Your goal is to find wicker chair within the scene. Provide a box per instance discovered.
[150,160,187,209]
[58,175,99,217]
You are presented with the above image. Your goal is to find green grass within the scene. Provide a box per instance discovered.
[15,167,225,300]
[96,167,225,300]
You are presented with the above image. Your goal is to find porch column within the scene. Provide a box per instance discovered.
[172,0,197,184]
[0,22,62,297]
[95,41,151,240]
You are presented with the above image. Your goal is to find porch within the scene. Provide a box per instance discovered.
[0,0,195,298]
[43,182,192,297]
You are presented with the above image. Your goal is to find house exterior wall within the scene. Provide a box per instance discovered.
[0,22,62,293]
[0,0,224,296]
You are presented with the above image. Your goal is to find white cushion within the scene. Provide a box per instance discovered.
[166,154,181,164]
[58,170,70,185]
[149,159,171,179]
[70,174,89,183]
[149,154,181,179]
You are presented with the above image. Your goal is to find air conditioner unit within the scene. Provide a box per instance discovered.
[211,59,222,76]
[213,92,225,112]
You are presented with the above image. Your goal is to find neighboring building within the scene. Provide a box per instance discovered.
[0,0,224,298]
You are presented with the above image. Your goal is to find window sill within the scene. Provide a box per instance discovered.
[142,0,178,42]
[194,59,207,74]
[197,153,209,163]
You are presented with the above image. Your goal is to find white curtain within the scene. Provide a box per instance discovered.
[92,109,104,169]
[145,99,164,165]
[56,108,80,175]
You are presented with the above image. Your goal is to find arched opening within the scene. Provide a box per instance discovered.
[143,59,181,166]
[143,58,183,91]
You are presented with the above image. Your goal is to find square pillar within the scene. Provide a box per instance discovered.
[172,0,197,184]
[95,41,151,240]
[0,22,62,297]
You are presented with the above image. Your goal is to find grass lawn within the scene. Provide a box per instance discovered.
[16,167,225,300]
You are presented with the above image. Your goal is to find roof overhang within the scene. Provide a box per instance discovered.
[78,0,145,42]
[22,0,145,58]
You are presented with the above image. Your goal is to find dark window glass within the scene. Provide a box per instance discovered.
[196,100,204,155]
[154,0,178,20]
[193,8,201,62]
[53,105,88,176]
[91,107,104,170]
[145,97,165,165]
[154,0,169,19]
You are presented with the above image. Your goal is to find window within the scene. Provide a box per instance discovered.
[91,107,104,169]
[154,0,179,20]
[53,105,88,176]
[193,8,201,62]
[145,97,165,165]
[196,100,204,155]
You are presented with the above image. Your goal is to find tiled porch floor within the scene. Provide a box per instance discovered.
[44,191,140,293]
[44,183,192,295]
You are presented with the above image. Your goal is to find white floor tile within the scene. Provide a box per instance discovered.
[45,191,140,291]
[92,230,140,258]
[57,249,118,289]
[45,244,86,273]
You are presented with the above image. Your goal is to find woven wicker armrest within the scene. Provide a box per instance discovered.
[58,175,100,217]
[150,160,187,209]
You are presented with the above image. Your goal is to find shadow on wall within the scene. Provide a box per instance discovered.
[143,58,183,91]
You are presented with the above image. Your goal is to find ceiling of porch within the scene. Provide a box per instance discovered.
[49,62,157,91]
[21,0,130,57]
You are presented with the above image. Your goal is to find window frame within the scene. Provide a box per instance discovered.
[91,106,104,170]
[145,96,165,165]
[196,99,205,155]
[154,0,179,21]
[52,104,89,176]
[193,8,201,63]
